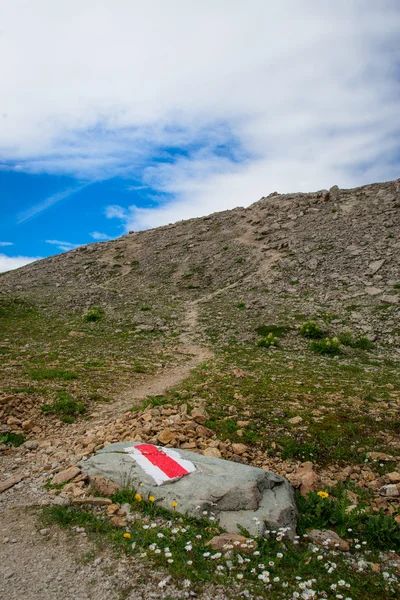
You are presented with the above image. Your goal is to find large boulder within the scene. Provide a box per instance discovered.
[80,442,297,538]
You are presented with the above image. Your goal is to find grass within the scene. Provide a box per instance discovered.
[0,432,26,446]
[41,391,86,422]
[40,483,400,598]
[255,324,290,337]
[297,485,400,550]
[29,368,78,381]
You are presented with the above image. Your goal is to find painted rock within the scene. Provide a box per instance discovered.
[80,442,298,538]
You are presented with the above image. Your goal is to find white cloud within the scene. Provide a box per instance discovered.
[17,184,89,223]
[105,205,128,220]
[90,231,112,240]
[0,242,13,247]
[45,239,82,252]
[1,1,400,228]
[0,254,41,273]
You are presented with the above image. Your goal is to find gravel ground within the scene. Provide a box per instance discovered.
[0,483,233,600]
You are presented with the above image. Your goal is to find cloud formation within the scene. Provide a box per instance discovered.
[0,242,13,247]
[45,239,82,252]
[90,231,112,241]
[1,1,400,230]
[0,254,41,273]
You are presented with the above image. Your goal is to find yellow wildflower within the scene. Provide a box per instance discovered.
[123,532,131,539]
[148,496,155,502]
[317,491,329,499]
[171,501,178,509]
[135,493,142,502]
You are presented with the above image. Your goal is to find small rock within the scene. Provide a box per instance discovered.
[203,447,222,458]
[23,440,39,450]
[22,420,35,432]
[52,496,70,506]
[307,529,350,551]
[52,466,81,486]
[7,416,21,427]
[157,430,176,444]
[380,484,399,497]
[0,475,23,494]
[207,533,258,553]
[387,472,400,484]
[288,416,303,425]
[231,443,247,455]
[109,516,127,527]
[72,497,112,506]
[380,294,399,304]
[39,528,50,536]
[291,462,319,496]
[366,452,394,461]
[191,407,209,424]
[368,259,385,275]
[90,475,122,496]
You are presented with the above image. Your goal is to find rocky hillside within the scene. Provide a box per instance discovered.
[1,179,399,345]
[1,179,400,600]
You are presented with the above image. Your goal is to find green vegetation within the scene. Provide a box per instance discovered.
[257,333,279,348]
[338,330,375,350]
[309,337,342,355]
[300,321,325,339]
[84,306,105,322]
[255,324,290,337]
[41,391,86,423]
[41,483,400,598]
[298,487,400,551]
[0,432,26,447]
[236,301,246,309]
[29,368,78,381]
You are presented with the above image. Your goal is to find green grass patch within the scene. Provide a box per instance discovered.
[0,432,26,447]
[255,324,290,337]
[29,368,78,381]
[40,486,400,598]
[41,391,86,422]
[298,486,400,551]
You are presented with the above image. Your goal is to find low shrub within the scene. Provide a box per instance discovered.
[300,321,325,339]
[309,337,342,355]
[257,333,279,348]
[84,306,105,322]
[338,329,374,350]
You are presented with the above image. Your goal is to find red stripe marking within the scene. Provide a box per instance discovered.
[136,444,189,479]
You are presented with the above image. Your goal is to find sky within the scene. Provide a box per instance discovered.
[1,0,400,272]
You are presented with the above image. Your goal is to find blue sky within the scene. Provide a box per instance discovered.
[1,1,400,272]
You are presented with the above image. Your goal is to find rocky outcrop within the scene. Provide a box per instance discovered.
[81,442,298,538]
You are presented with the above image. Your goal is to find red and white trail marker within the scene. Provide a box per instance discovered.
[124,444,196,486]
